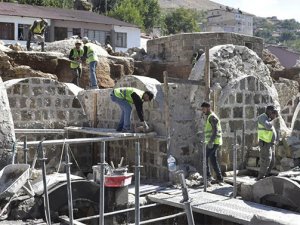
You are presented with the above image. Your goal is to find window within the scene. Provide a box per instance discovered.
[83,29,109,44]
[0,22,14,40]
[116,32,127,48]
[54,27,68,41]
[18,24,31,41]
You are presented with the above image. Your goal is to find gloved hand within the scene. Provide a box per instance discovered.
[207,141,214,149]
[143,121,149,130]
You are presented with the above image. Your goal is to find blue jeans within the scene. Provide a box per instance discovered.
[206,144,223,180]
[110,92,132,130]
[89,61,98,88]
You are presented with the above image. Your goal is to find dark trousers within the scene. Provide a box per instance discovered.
[71,67,82,86]
[27,31,45,51]
[206,144,223,180]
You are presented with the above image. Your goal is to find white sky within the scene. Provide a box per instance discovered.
[212,0,300,22]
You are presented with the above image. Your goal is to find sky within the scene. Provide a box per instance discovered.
[212,0,300,22]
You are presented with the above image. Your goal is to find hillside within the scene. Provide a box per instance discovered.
[158,0,223,11]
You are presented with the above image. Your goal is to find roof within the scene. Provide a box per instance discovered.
[208,6,253,16]
[0,2,138,28]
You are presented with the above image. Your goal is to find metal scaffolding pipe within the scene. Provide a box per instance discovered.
[64,143,74,225]
[17,135,155,147]
[233,131,237,198]
[203,141,207,192]
[23,136,29,164]
[15,129,65,134]
[39,141,51,225]
[135,141,141,225]
[77,203,160,222]
[99,142,106,225]
[134,211,186,225]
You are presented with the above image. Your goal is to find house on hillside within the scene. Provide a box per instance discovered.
[0,2,140,51]
[205,6,253,36]
[267,45,300,68]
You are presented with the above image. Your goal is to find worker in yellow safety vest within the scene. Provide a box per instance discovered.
[82,37,99,89]
[111,87,154,132]
[69,40,84,86]
[201,102,223,185]
[257,105,279,180]
[27,18,48,52]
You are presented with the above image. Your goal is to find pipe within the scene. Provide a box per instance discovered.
[177,171,195,225]
[135,141,141,225]
[23,136,28,164]
[17,135,155,147]
[11,141,16,165]
[233,131,237,198]
[99,142,106,225]
[64,143,74,225]
[15,129,65,134]
[137,212,186,225]
[77,203,160,222]
[242,122,245,168]
[203,141,207,192]
[38,140,51,225]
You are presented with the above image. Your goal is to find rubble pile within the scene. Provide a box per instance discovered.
[262,49,284,73]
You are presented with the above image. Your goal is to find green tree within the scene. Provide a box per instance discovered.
[108,0,144,28]
[141,0,160,31]
[162,7,200,35]
[18,0,73,8]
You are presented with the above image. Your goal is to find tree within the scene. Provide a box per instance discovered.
[108,0,144,28]
[141,0,160,31]
[18,0,73,8]
[162,7,200,35]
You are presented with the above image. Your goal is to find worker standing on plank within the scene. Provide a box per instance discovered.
[27,18,48,52]
[201,102,224,185]
[257,105,279,180]
[111,87,154,132]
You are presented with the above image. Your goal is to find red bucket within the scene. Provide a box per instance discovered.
[104,173,134,187]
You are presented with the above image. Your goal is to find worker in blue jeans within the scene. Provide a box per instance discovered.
[111,87,154,132]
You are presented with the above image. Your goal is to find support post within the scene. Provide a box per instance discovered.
[99,141,106,225]
[203,141,207,192]
[135,141,141,225]
[64,143,74,225]
[39,141,51,225]
[242,122,245,168]
[233,131,237,198]
[23,136,29,164]
[204,47,210,101]
[177,171,195,225]
[163,72,171,155]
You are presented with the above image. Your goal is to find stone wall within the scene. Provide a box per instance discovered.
[4,78,92,172]
[147,32,264,65]
[0,77,15,169]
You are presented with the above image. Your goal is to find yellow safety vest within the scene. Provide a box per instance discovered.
[204,112,222,145]
[70,48,83,69]
[114,87,144,104]
[85,43,97,64]
[31,21,45,34]
[257,113,273,143]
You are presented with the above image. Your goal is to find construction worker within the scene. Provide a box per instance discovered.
[111,87,154,132]
[27,18,48,51]
[257,105,279,180]
[69,40,83,86]
[82,37,99,89]
[201,102,223,184]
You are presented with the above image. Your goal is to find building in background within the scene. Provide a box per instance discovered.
[205,6,253,36]
[0,2,140,52]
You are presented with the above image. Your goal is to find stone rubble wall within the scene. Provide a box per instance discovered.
[147,32,263,65]
[0,77,15,169]
[4,78,91,172]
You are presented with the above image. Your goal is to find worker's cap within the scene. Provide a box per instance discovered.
[200,102,210,108]
[75,40,82,45]
[41,18,48,25]
[82,37,89,43]
[266,105,279,114]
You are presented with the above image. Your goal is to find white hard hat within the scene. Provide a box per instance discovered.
[82,37,89,43]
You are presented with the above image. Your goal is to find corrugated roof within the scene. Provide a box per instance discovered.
[0,2,138,28]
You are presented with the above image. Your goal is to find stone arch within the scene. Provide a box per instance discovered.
[253,176,300,212]
[217,76,276,169]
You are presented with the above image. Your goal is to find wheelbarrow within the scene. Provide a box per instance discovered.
[0,164,34,219]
